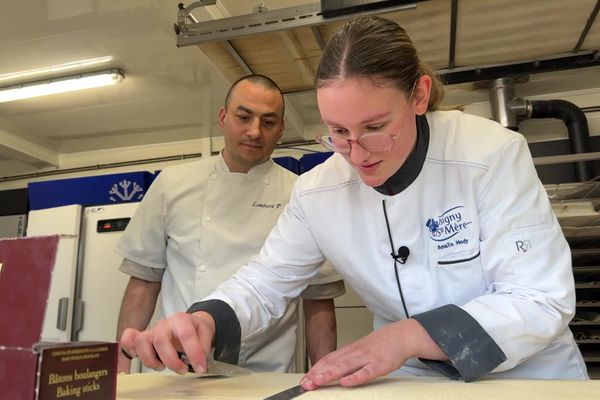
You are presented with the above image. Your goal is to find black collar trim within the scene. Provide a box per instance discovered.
[373,114,429,196]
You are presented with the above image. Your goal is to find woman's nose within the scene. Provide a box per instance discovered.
[348,140,370,164]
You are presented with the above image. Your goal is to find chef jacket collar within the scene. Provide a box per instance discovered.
[374,114,429,196]
[216,151,275,179]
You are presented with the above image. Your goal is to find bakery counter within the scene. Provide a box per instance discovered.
[117,372,600,400]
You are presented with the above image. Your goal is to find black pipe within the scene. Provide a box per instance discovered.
[530,100,595,182]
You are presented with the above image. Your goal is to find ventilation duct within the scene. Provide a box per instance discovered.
[489,77,594,182]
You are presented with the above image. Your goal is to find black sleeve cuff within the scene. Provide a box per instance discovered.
[412,304,507,382]
[187,299,241,365]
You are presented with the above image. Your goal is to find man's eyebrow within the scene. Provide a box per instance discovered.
[236,105,280,118]
[261,112,280,119]
[236,105,254,114]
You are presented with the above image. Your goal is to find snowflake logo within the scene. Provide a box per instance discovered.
[109,179,144,202]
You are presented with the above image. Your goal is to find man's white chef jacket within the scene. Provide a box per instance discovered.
[115,155,343,372]
[197,111,588,380]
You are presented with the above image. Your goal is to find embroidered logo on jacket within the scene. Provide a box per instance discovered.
[252,201,282,209]
[426,206,472,243]
[516,240,532,252]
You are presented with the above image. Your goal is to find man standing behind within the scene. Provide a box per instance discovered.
[115,74,344,374]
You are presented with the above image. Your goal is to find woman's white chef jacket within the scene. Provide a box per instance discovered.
[115,155,343,372]
[199,110,588,380]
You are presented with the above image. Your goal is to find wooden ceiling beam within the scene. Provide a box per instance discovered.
[277,30,315,88]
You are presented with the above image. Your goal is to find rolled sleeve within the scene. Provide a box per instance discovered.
[301,280,345,300]
[306,260,342,286]
[301,259,346,299]
[187,299,241,365]
[413,304,507,382]
[119,258,164,283]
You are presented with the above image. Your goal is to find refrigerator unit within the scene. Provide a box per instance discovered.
[27,204,81,343]
[25,170,155,347]
[27,202,139,343]
[75,202,139,342]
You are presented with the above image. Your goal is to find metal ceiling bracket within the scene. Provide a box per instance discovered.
[175,2,417,46]
[176,1,253,74]
[176,1,217,34]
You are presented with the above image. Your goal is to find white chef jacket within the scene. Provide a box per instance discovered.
[115,154,343,372]
[203,110,588,380]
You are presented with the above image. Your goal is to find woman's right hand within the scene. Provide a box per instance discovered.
[119,311,216,375]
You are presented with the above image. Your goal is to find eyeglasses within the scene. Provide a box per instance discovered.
[317,130,398,153]
[317,80,418,154]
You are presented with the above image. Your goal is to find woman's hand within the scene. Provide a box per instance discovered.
[120,311,216,375]
[300,318,446,389]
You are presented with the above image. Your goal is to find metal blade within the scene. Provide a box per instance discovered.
[179,353,252,377]
[206,358,252,376]
[263,384,306,400]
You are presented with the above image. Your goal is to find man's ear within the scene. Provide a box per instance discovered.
[413,75,432,115]
[218,107,227,128]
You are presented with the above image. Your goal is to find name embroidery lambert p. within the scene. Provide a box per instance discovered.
[426,206,472,246]
[252,201,282,209]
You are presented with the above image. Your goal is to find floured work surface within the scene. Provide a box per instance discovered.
[117,373,600,400]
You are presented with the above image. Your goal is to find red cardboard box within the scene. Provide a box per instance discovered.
[0,236,117,400]
[35,341,117,400]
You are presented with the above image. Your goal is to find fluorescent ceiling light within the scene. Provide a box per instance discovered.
[0,56,114,83]
[0,69,124,103]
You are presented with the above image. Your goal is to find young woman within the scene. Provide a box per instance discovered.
[121,16,588,388]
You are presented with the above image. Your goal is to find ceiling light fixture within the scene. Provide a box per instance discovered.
[0,56,114,84]
[0,68,124,103]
